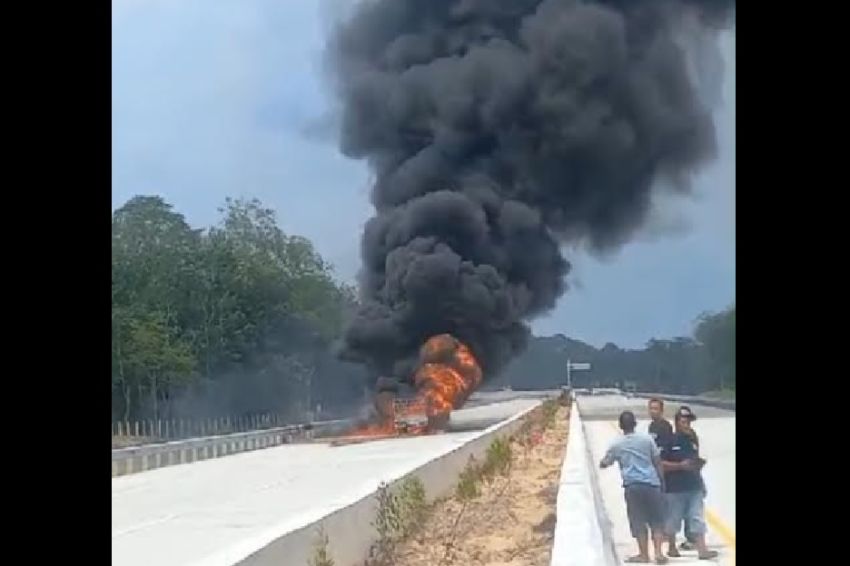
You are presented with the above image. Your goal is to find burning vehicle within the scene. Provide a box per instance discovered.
[344,334,482,440]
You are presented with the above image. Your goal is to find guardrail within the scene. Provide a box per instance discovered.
[111,412,327,448]
[630,392,735,411]
[111,418,354,477]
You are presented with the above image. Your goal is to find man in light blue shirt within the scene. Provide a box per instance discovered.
[600,411,668,564]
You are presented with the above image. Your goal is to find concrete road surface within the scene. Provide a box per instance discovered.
[112,398,539,566]
[580,396,736,565]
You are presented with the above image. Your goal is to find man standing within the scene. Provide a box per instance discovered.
[647,398,698,550]
[600,411,668,564]
[660,406,718,560]
[647,398,673,445]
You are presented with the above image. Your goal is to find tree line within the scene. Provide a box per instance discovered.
[112,196,368,422]
[112,195,734,423]
[494,306,736,395]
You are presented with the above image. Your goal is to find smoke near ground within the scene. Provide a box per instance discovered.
[329,0,735,384]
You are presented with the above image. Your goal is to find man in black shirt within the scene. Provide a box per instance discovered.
[647,398,673,445]
[647,398,699,550]
[660,407,718,560]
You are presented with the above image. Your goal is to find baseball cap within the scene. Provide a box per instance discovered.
[675,405,697,421]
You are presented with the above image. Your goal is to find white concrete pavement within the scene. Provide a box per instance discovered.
[581,396,736,565]
[112,398,538,566]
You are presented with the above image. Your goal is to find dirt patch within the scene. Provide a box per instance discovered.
[391,404,570,566]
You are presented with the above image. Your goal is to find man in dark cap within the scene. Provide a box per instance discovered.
[659,406,717,560]
[647,398,698,550]
[676,405,703,551]
[600,410,668,564]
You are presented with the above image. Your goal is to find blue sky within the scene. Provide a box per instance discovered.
[112,0,735,350]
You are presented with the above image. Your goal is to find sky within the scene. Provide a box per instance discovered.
[112,0,735,350]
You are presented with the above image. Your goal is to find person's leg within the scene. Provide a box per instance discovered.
[685,491,718,560]
[625,486,651,562]
[667,515,680,554]
[668,532,681,557]
[651,530,667,564]
[635,530,650,562]
[664,492,686,557]
[645,486,668,564]
[682,477,707,549]
[680,522,695,550]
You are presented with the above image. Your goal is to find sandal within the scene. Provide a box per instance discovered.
[698,550,719,560]
[656,556,669,565]
[667,549,681,558]
[625,556,649,563]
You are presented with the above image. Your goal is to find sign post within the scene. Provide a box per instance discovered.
[566,360,591,388]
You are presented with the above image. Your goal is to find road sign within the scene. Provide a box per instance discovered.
[566,359,591,388]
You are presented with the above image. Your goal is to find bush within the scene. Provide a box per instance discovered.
[480,436,512,482]
[308,526,334,566]
[397,476,427,537]
[368,476,429,565]
[455,456,482,501]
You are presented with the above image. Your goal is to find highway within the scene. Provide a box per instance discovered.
[580,394,736,565]
[111,397,539,566]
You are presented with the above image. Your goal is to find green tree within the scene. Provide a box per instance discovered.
[694,305,736,391]
[112,195,201,319]
[126,313,195,419]
[112,194,359,421]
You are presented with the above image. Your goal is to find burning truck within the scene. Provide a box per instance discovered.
[346,334,482,440]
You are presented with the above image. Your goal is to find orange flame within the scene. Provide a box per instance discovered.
[414,334,482,422]
[342,334,482,439]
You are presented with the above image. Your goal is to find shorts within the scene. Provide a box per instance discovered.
[665,490,707,536]
[624,483,666,538]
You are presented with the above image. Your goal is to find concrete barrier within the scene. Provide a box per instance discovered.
[189,401,543,566]
[550,402,618,566]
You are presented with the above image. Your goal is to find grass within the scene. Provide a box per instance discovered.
[308,526,334,566]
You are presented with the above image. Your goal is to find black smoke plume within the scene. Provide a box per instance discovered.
[329,0,735,386]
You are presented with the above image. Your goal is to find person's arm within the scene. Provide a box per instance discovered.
[692,432,706,470]
[599,444,617,469]
[659,436,694,471]
[651,443,665,491]
[662,459,694,471]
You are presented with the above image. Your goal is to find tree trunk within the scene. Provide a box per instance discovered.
[203,301,212,378]
[137,382,144,421]
[122,382,132,422]
[150,372,159,420]
[116,323,132,422]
